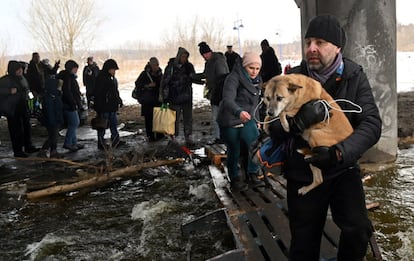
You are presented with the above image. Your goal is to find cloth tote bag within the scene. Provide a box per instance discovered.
[152,103,176,135]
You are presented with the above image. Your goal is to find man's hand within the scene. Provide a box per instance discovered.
[305,146,339,170]
[291,99,327,135]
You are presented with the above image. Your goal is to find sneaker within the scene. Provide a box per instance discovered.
[50,150,63,158]
[76,144,85,150]
[63,144,79,152]
[249,174,265,187]
[25,146,40,153]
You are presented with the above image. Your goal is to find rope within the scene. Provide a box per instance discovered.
[253,98,362,125]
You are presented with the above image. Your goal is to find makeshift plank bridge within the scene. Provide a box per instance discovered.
[182,144,383,261]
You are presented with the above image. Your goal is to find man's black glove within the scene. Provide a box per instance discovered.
[305,146,338,170]
[290,99,326,135]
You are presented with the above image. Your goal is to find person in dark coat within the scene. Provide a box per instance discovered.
[260,39,282,83]
[37,71,64,158]
[134,57,163,142]
[160,47,198,145]
[94,59,124,150]
[217,52,263,190]
[197,41,230,143]
[26,52,59,99]
[224,45,241,72]
[58,60,83,152]
[82,56,100,109]
[1,61,39,157]
[266,14,382,260]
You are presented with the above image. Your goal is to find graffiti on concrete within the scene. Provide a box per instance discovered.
[353,44,396,136]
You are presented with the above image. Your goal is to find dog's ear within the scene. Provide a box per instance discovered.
[287,83,302,93]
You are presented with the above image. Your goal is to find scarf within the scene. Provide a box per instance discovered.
[308,52,343,84]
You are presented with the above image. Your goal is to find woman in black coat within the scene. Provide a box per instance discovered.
[134,57,163,141]
[94,59,124,150]
[58,60,83,152]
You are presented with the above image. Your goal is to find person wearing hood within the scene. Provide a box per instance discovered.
[0,60,39,157]
[57,59,83,152]
[196,41,229,144]
[217,52,263,190]
[266,14,382,260]
[94,58,124,150]
[134,57,163,142]
[82,56,100,109]
[160,47,200,145]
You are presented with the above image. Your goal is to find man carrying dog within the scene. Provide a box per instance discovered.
[266,14,382,260]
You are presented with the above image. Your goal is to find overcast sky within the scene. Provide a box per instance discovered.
[0,0,413,56]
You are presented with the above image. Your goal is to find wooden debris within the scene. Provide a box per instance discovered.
[26,158,184,200]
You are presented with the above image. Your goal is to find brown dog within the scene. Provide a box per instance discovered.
[262,74,353,195]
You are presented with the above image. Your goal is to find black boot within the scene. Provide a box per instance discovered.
[230,177,248,191]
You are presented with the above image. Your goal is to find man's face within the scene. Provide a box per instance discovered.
[202,52,212,61]
[304,37,341,72]
[33,54,40,64]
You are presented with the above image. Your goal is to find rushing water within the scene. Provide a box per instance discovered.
[1,147,414,260]
[364,147,414,261]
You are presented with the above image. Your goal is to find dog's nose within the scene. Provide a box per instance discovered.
[267,110,274,117]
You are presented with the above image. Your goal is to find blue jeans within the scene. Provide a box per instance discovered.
[220,120,260,180]
[97,112,119,145]
[63,109,80,146]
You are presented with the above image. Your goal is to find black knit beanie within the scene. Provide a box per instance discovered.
[305,14,344,48]
[198,41,212,55]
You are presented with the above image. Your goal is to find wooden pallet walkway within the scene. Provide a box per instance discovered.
[192,143,383,261]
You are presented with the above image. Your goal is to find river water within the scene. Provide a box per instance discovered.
[0,145,413,261]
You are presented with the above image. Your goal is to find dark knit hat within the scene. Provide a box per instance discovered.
[64,60,79,71]
[102,59,119,71]
[305,14,344,48]
[7,60,21,75]
[198,41,212,55]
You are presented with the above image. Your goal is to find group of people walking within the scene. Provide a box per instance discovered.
[0,54,124,158]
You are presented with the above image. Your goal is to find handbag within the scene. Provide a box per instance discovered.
[91,115,109,130]
[250,133,285,175]
[152,103,176,135]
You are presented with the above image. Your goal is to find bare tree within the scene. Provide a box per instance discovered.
[162,16,233,62]
[24,0,102,60]
[0,38,8,75]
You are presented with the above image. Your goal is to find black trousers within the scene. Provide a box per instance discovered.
[287,167,372,261]
[7,110,33,154]
[41,126,59,151]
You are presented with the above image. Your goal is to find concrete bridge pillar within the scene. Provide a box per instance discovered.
[294,0,397,163]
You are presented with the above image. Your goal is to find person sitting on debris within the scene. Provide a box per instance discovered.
[94,59,125,150]
[217,52,263,190]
